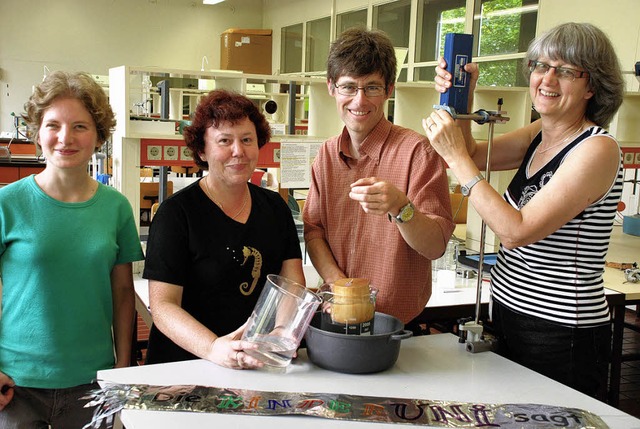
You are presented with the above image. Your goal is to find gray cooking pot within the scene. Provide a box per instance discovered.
[304,312,413,374]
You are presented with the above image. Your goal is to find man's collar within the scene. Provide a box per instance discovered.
[338,117,392,164]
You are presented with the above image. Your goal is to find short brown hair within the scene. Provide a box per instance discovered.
[327,27,397,93]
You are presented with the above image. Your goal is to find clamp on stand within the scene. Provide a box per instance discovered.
[433,99,509,353]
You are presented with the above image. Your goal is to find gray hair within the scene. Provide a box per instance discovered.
[525,22,623,128]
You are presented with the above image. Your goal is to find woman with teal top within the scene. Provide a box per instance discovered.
[0,71,144,427]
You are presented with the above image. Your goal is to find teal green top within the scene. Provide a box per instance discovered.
[0,175,144,388]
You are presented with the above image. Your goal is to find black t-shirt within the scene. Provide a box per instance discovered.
[143,180,302,363]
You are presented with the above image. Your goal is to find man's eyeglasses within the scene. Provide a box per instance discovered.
[333,84,387,97]
[528,60,590,82]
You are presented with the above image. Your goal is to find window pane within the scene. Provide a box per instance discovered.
[477,58,529,87]
[416,0,466,63]
[473,0,538,57]
[397,68,408,83]
[306,17,331,72]
[373,0,411,65]
[414,66,436,82]
[281,24,303,73]
[336,9,367,36]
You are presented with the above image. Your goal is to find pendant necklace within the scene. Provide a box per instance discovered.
[537,120,586,154]
[202,178,249,220]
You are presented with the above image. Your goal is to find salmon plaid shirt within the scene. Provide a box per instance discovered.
[303,118,454,323]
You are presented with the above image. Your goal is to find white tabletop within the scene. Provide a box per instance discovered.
[98,333,640,429]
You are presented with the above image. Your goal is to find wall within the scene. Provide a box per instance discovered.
[0,0,264,133]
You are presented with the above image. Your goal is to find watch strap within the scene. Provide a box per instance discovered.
[461,174,484,196]
[388,201,414,223]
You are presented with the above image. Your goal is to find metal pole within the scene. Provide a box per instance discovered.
[288,81,296,135]
[435,100,507,352]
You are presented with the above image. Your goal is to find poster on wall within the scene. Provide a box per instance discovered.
[280,139,323,189]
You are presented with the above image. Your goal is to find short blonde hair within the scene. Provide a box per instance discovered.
[23,71,116,145]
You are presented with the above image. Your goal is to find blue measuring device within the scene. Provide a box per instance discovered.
[439,33,474,114]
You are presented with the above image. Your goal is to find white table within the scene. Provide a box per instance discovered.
[99,333,640,428]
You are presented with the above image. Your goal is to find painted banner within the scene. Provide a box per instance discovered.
[83,383,608,428]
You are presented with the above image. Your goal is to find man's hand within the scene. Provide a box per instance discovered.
[349,177,407,216]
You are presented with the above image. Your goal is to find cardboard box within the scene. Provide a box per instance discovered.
[220,28,272,75]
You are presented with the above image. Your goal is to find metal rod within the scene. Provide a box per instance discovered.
[159,166,168,203]
[473,119,494,324]
[435,100,507,326]
[288,81,296,135]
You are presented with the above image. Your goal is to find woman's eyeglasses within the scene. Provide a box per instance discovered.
[528,60,590,82]
[333,84,387,97]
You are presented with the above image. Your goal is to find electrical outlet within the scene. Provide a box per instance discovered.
[164,145,179,161]
[147,145,162,161]
[624,152,634,165]
[635,152,640,165]
[180,146,193,160]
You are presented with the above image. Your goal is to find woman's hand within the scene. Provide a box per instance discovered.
[425,57,480,168]
[207,321,265,370]
[434,57,479,96]
[422,109,469,167]
[0,371,15,411]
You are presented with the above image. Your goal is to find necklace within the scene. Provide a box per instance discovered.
[202,178,249,220]
[537,120,587,154]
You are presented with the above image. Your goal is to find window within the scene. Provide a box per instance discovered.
[477,58,530,87]
[373,0,411,68]
[472,0,538,86]
[279,0,538,86]
[473,0,538,57]
[281,24,303,74]
[306,17,331,73]
[416,0,467,63]
[336,8,367,37]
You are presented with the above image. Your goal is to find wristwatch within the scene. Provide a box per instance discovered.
[388,201,415,224]
[461,174,484,196]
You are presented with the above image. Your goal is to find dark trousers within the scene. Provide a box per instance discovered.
[492,300,611,398]
[0,382,105,429]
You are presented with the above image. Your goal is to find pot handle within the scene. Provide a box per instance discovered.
[390,330,413,341]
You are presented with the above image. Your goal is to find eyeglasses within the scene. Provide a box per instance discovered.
[528,60,589,82]
[333,83,387,97]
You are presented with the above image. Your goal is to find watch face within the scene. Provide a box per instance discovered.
[399,203,414,222]
[461,186,470,197]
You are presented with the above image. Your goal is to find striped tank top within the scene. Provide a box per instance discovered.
[490,126,623,328]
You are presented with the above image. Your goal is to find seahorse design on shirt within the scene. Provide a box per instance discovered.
[240,246,262,295]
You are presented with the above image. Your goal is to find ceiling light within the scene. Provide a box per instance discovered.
[203,0,225,4]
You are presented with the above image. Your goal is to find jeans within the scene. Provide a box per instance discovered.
[0,382,105,429]
[492,300,611,398]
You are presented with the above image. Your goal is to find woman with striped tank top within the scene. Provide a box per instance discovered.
[423,22,624,398]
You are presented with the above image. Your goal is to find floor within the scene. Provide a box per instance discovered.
[133,309,640,419]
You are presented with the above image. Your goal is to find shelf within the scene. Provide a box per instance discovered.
[108,66,330,235]
[611,92,640,145]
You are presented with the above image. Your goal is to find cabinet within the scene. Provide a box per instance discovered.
[0,163,45,184]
